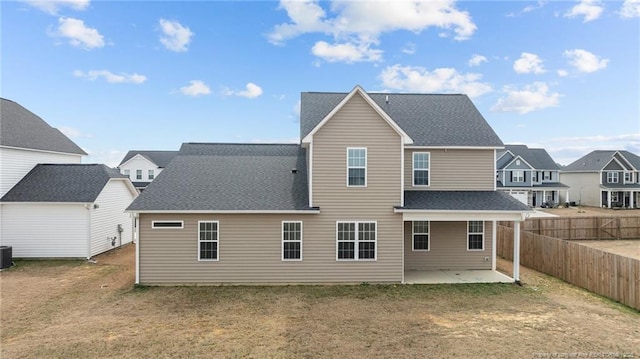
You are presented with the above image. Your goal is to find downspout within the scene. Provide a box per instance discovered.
[135,213,140,284]
[84,203,94,262]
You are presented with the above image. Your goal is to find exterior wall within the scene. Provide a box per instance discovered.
[560,172,601,206]
[403,221,492,270]
[0,147,82,197]
[119,156,162,182]
[0,203,89,258]
[601,170,624,186]
[90,180,137,257]
[404,148,495,190]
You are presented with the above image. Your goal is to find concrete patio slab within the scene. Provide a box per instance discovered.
[404,270,514,284]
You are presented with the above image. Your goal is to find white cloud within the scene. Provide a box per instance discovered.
[268,0,476,63]
[513,52,546,74]
[507,1,546,17]
[83,149,126,168]
[51,17,104,49]
[491,82,561,114]
[545,133,640,165]
[25,0,89,15]
[379,64,492,98]
[180,80,211,97]
[621,0,640,18]
[73,70,146,84]
[401,42,416,55]
[222,83,263,99]
[58,126,93,139]
[563,49,609,73]
[468,54,487,67]
[557,69,569,77]
[564,0,604,22]
[159,19,193,52]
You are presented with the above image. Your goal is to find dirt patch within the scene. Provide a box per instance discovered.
[540,206,640,217]
[571,240,640,260]
[1,244,638,358]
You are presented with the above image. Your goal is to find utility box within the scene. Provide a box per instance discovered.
[0,246,13,269]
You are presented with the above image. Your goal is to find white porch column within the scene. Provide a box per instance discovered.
[543,190,546,205]
[513,221,521,283]
[608,190,612,208]
[566,190,570,204]
[631,191,635,209]
[492,221,497,271]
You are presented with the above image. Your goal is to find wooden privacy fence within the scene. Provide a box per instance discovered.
[497,225,640,311]
[499,216,640,240]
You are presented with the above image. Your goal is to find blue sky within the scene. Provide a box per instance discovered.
[2,0,639,166]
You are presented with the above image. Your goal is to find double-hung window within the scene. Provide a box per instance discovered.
[412,221,430,251]
[513,170,524,183]
[347,148,367,187]
[337,221,376,260]
[282,221,302,261]
[123,169,130,177]
[413,152,430,186]
[136,169,142,180]
[198,221,219,261]
[148,169,155,180]
[624,172,631,183]
[467,221,484,251]
[607,172,619,183]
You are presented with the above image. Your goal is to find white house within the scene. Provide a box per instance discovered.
[1,164,138,258]
[118,150,178,191]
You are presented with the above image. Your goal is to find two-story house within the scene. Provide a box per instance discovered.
[496,145,569,207]
[118,150,178,191]
[126,86,531,285]
[561,150,640,208]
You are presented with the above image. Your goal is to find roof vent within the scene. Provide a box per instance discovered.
[291,168,298,174]
[385,95,389,104]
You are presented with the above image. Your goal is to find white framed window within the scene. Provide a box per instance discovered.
[136,169,142,180]
[148,169,155,180]
[413,152,430,186]
[198,221,219,261]
[336,221,376,260]
[123,169,130,177]
[347,147,367,187]
[513,170,524,182]
[282,221,302,261]
[516,159,521,165]
[611,192,619,202]
[624,172,631,183]
[467,221,484,251]
[412,221,430,251]
[543,171,551,180]
[152,220,184,229]
[607,172,619,183]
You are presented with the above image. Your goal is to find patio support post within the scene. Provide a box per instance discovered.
[492,221,497,271]
[608,190,612,208]
[630,191,634,209]
[513,221,521,283]
[566,190,570,204]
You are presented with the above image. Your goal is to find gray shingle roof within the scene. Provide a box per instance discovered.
[501,145,560,170]
[300,92,503,147]
[1,164,127,203]
[401,191,530,211]
[563,150,640,171]
[126,143,313,211]
[0,98,87,155]
[118,150,178,167]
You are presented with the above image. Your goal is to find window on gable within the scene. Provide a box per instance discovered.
[123,169,130,177]
[412,221,430,251]
[467,221,484,251]
[347,148,367,187]
[513,170,524,182]
[413,152,430,186]
[607,172,619,183]
[282,221,302,261]
[198,221,219,261]
[148,169,155,180]
[337,221,376,260]
[136,169,142,180]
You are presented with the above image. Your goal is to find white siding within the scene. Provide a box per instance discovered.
[0,147,82,197]
[119,156,162,182]
[0,203,89,258]
[89,180,137,257]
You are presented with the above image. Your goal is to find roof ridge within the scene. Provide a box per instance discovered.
[184,142,299,146]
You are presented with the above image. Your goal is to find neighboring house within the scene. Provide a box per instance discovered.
[127,86,531,285]
[560,150,640,208]
[1,164,138,258]
[496,145,569,207]
[0,98,87,197]
[118,150,178,191]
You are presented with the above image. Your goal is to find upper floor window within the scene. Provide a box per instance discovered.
[412,221,430,251]
[148,169,155,180]
[624,172,631,183]
[467,221,484,251]
[337,221,376,260]
[282,221,302,261]
[136,169,142,180]
[513,170,524,183]
[543,171,551,180]
[607,172,618,183]
[347,148,367,187]
[198,221,219,261]
[413,152,430,186]
[123,169,130,177]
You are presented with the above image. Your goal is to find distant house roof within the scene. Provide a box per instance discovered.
[499,145,560,170]
[300,91,503,147]
[1,164,128,203]
[0,98,87,155]
[118,150,178,168]
[563,150,640,172]
[126,143,314,212]
[400,191,530,211]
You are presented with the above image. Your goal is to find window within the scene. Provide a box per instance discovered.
[607,172,619,183]
[337,221,376,260]
[136,169,142,180]
[198,221,218,261]
[282,221,302,261]
[543,171,551,180]
[123,169,130,177]
[624,172,631,183]
[347,148,367,187]
[152,221,184,229]
[148,170,155,180]
[412,221,430,251]
[413,152,430,186]
[467,221,484,251]
[513,170,524,182]
[611,192,619,202]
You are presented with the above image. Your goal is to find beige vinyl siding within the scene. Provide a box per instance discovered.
[404,221,493,270]
[560,172,601,206]
[404,148,495,190]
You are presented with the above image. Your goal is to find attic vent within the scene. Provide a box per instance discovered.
[291,168,298,174]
